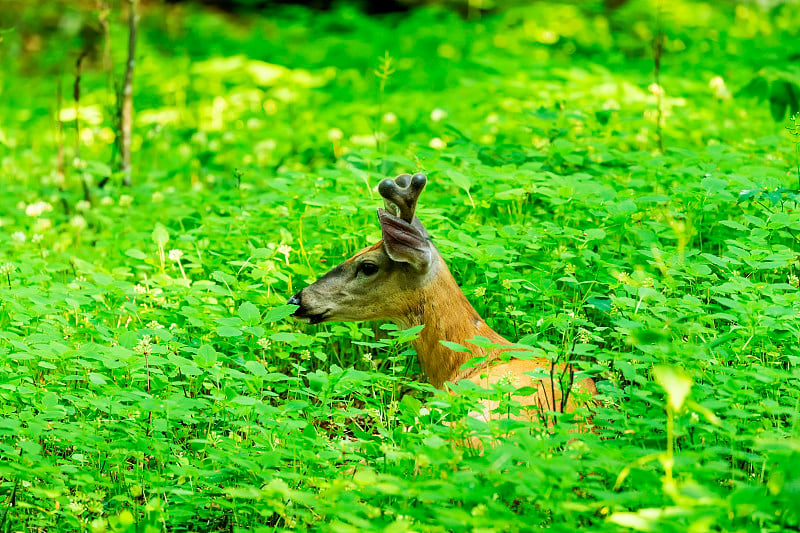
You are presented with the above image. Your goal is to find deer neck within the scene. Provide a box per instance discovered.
[395,256,510,388]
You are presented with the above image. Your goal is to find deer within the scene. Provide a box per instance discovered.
[287,173,598,433]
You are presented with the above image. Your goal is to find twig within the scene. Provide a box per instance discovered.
[74,51,91,203]
[0,452,22,529]
[55,76,70,216]
[653,2,665,152]
[120,0,138,187]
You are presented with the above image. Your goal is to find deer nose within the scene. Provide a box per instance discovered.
[287,293,302,308]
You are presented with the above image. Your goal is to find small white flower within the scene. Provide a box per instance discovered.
[648,83,664,96]
[428,137,446,150]
[100,196,114,206]
[473,286,486,297]
[25,201,53,217]
[119,194,133,207]
[498,371,519,387]
[419,407,430,416]
[278,244,291,260]
[12,231,26,244]
[257,338,272,350]
[32,218,52,232]
[263,99,278,115]
[134,335,152,354]
[0,263,13,275]
[382,112,398,124]
[327,128,344,141]
[147,320,164,330]
[70,215,87,230]
[430,108,447,122]
[168,249,183,262]
[709,75,730,99]
[75,200,91,212]
[32,233,44,244]
[133,284,147,295]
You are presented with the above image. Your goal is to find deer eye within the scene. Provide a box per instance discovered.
[359,262,379,276]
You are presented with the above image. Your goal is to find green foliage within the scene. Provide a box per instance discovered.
[738,68,800,122]
[1,0,799,531]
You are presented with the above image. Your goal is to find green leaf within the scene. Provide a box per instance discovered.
[238,302,260,324]
[270,332,297,343]
[446,169,472,192]
[196,345,218,367]
[446,169,474,205]
[245,360,269,377]
[439,340,470,353]
[216,326,243,337]
[265,304,298,323]
[608,511,656,532]
[736,75,768,100]
[586,295,612,313]
[583,228,606,241]
[152,223,169,247]
[770,96,788,122]
[653,365,692,411]
[88,373,107,385]
[125,248,147,260]
[422,435,447,449]
[769,80,794,122]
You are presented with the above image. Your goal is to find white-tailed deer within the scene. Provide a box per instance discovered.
[288,173,597,427]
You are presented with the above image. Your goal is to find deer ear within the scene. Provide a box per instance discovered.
[377,209,433,271]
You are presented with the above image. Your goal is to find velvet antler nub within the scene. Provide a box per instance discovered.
[378,173,427,223]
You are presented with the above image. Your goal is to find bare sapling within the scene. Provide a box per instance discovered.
[120,0,138,187]
[74,52,92,203]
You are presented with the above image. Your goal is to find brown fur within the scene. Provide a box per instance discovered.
[294,241,598,429]
[394,252,598,426]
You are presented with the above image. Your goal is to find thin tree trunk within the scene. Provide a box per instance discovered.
[74,52,92,203]
[97,0,114,189]
[120,0,138,187]
[653,4,665,153]
[55,77,70,215]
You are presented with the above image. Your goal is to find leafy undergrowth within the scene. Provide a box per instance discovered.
[1,0,799,531]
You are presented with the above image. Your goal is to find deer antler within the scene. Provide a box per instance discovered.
[378,173,427,223]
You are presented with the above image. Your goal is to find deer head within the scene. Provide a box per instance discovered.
[287,173,439,324]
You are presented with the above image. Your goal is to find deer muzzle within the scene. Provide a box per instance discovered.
[287,291,329,324]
